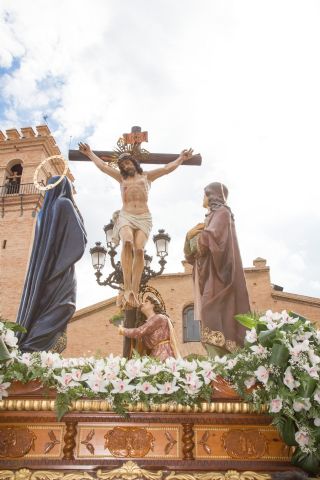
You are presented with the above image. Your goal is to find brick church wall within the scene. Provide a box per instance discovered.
[64,258,320,358]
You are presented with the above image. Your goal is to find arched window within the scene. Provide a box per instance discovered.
[4,161,23,194]
[183,305,201,342]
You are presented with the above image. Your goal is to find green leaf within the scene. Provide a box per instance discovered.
[3,321,27,333]
[258,329,277,346]
[270,343,289,366]
[299,377,317,397]
[234,314,257,329]
[288,311,309,323]
[0,337,11,361]
[55,393,70,421]
[278,417,298,446]
[291,448,320,474]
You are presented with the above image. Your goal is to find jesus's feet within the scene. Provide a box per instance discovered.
[117,290,140,309]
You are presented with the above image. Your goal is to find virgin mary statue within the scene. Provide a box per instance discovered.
[17,176,87,352]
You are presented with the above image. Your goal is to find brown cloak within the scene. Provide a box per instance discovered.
[186,205,250,353]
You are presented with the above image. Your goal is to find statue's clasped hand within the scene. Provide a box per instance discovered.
[187,222,205,240]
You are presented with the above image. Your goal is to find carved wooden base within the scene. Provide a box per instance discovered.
[0,384,308,479]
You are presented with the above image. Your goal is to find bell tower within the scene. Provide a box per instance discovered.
[0,125,64,321]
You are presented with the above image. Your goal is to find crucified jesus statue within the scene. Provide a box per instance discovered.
[78,142,193,309]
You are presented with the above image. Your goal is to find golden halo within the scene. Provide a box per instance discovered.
[33,155,69,191]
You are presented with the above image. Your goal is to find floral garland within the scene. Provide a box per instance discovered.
[1,311,320,473]
[0,320,214,418]
[213,310,320,474]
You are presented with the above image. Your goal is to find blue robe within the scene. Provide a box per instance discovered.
[17,177,87,352]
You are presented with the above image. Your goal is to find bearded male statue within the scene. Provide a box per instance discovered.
[79,142,192,309]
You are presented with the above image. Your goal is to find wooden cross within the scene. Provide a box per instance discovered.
[68,126,202,166]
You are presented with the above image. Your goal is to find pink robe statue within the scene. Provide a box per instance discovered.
[122,313,176,361]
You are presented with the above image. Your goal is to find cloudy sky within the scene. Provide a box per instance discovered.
[1,0,320,309]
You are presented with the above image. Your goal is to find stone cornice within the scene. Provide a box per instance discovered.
[271,290,320,307]
[72,297,117,321]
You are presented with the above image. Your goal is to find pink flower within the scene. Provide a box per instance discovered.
[157,381,179,395]
[111,379,134,394]
[245,328,257,343]
[283,367,300,391]
[244,376,256,389]
[314,389,320,404]
[295,430,310,447]
[139,382,157,394]
[269,397,283,413]
[254,366,269,385]
[293,398,311,412]
[0,377,11,400]
[250,345,268,355]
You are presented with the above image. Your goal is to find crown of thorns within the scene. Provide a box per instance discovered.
[108,137,149,169]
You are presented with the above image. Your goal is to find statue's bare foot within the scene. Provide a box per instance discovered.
[124,290,140,308]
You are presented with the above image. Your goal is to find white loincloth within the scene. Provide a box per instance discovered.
[112,209,153,245]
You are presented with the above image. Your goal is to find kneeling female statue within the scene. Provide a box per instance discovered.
[118,296,180,361]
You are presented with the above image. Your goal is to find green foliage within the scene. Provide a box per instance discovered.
[109,312,124,326]
[56,392,71,421]
[217,310,320,474]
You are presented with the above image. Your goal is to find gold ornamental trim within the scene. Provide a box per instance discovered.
[0,467,272,480]
[97,461,162,480]
[166,472,271,480]
[0,399,266,414]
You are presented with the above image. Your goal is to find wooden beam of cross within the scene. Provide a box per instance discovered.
[68,126,202,166]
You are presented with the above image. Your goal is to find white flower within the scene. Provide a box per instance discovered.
[3,329,18,347]
[0,376,11,400]
[40,351,63,369]
[164,357,183,377]
[156,381,179,395]
[124,359,146,379]
[244,376,256,389]
[183,359,198,372]
[245,328,257,343]
[260,310,278,330]
[269,397,283,413]
[54,369,81,389]
[254,366,269,385]
[314,418,320,427]
[296,331,313,341]
[225,358,238,370]
[111,379,134,394]
[313,389,320,404]
[182,371,203,394]
[289,339,310,357]
[308,350,320,365]
[293,398,311,412]
[148,364,163,375]
[104,365,120,381]
[283,367,300,391]
[138,382,158,394]
[250,345,268,355]
[198,361,216,384]
[70,369,84,382]
[20,352,33,366]
[84,372,109,393]
[213,355,228,364]
[295,430,310,447]
[304,364,319,379]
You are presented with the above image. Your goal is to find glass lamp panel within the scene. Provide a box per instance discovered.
[105,226,114,245]
[155,238,167,256]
